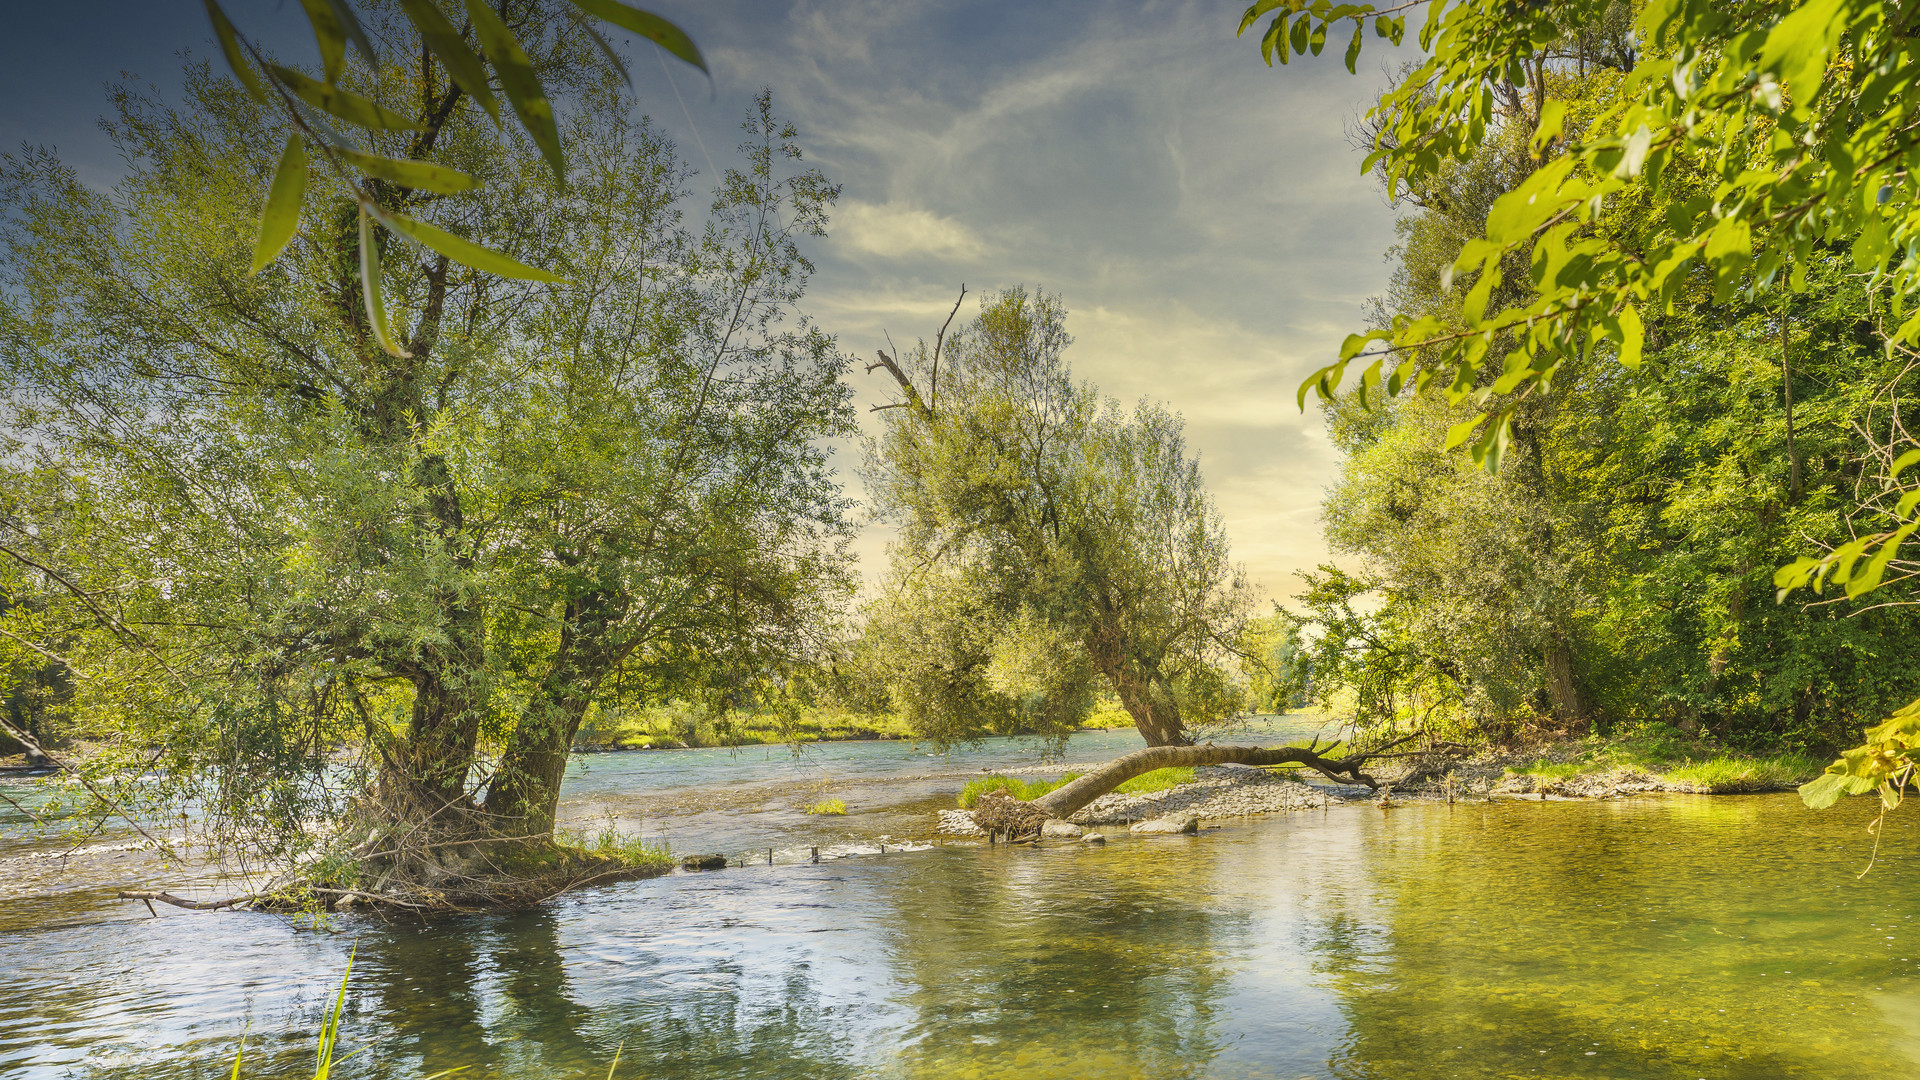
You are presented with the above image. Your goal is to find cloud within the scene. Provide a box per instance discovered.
[832,201,988,259]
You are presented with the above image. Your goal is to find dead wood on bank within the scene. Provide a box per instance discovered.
[1023,736,1430,822]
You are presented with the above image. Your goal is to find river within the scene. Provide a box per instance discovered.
[4,723,1918,1079]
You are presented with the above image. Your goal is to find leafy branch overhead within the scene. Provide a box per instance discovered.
[208,0,704,355]
[1238,0,1920,821]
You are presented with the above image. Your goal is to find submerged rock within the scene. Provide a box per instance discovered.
[1041,819,1084,839]
[1081,832,1107,844]
[681,854,729,871]
[1130,813,1200,835]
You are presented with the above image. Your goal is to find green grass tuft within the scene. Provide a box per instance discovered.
[958,767,1199,808]
[805,797,848,815]
[1113,767,1195,794]
[1661,753,1822,791]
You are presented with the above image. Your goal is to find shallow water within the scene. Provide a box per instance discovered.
[4,732,1919,1078]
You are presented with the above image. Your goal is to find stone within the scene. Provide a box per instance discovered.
[1081,832,1107,844]
[1130,813,1200,835]
[681,854,729,871]
[1040,819,1084,839]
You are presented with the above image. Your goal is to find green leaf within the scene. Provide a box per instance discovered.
[268,65,424,131]
[465,0,566,182]
[1849,523,1918,598]
[1892,448,1920,479]
[395,0,500,122]
[1616,303,1643,368]
[339,149,478,195]
[372,208,567,282]
[1262,14,1287,65]
[1240,0,1289,35]
[204,0,265,102]
[1308,20,1327,55]
[1344,23,1363,73]
[567,0,708,74]
[1756,0,1846,108]
[251,135,307,275]
[358,205,409,359]
[1289,14,1311,55]
[1444,413,1486,450]
[582,22,633,88]
[1531,99,1567,154]
[298,0,348,83]
[1799,770,1853,809]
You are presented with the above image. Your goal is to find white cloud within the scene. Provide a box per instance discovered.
[832,201,988,258]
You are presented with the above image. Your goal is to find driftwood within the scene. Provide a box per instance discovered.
[116,890,258,911]
[1028,736,1419,821]
[971,791,1049,839]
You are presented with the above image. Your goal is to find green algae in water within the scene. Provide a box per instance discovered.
[7,793,1920,1079]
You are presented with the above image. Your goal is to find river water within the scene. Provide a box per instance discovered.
[4,724,1920,1079]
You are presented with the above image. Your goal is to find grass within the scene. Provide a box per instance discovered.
[1661,752,1823,790]
[1502,726,1825,792]
[805,797,847,815]
[561,820,674,870]
[957,767,1198,808]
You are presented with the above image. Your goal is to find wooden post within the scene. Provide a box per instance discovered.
[768,847,773,865]
[810,846,819,863]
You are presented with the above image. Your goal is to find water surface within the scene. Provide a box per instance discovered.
[3,731,1916,1079]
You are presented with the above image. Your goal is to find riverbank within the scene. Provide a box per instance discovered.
[569,704,1139,751]
[933,731,1827,834]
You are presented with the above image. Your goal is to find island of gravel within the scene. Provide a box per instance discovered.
[935,742,1811,838]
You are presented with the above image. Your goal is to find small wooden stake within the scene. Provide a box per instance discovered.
[810,846,819,863]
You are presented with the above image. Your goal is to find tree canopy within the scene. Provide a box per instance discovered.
[0,18,852,890]
[863,288,1252,749]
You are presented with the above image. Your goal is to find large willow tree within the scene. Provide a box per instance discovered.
[0,8,852,895]
[864,288,1251,748]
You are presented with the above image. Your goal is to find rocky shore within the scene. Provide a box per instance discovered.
[933,745,1810,836]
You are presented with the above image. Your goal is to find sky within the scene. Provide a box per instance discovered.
[0,0,1408,605]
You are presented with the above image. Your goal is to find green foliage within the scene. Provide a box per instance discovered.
[1239,614,1310,713]
[956,767,1196,808]
[206,0,704,322]
[958,774,1072,808]
[0,45,854,861]
[864,288,1253,748]
[804,797,847,816]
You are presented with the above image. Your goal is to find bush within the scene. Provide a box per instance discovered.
[805,798,847,815]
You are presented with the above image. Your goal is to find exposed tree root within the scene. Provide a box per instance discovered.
[117,836,674,917]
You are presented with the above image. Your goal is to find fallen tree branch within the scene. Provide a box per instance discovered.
[116,890,259,911]
[1030,737,1415,820]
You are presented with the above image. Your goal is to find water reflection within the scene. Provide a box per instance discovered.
[5,795,1920,1079]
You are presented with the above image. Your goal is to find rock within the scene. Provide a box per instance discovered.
[1130,813,1200,835]
[1081,832,1106,844]
[681,854,728,871]
[1041,819,1084,839]
[937,809,986,836]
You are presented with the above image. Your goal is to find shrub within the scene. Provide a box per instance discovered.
[805,798,847,815]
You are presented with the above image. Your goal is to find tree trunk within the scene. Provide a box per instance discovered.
[1542,643,1581,725]
[1088,636,1189,746]
[482,693,588,836]
[1029,739,1404,820]
[383,667,481,815]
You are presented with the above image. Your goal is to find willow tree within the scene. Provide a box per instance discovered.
[0,11,852,898]
[864,288,1251,748]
